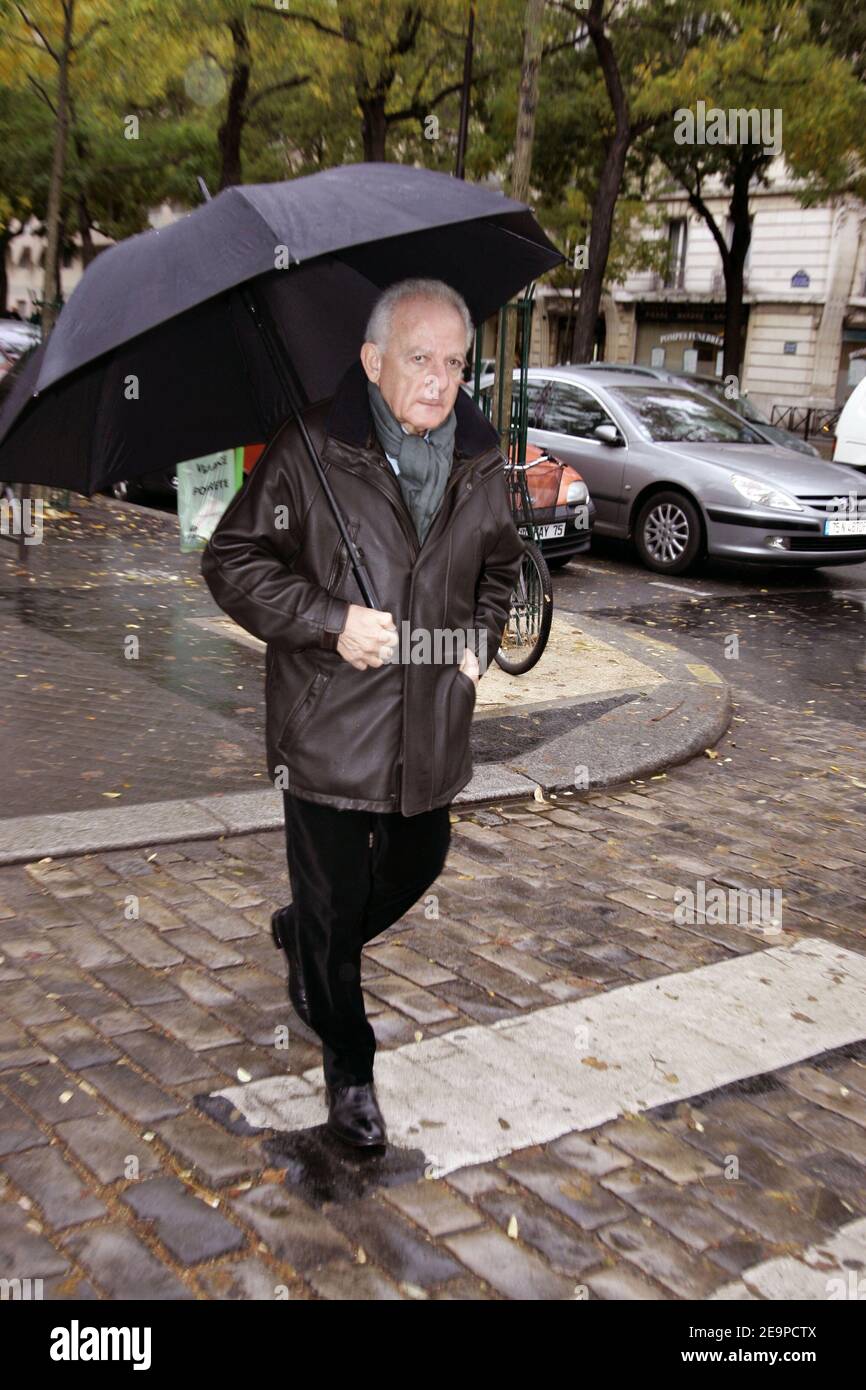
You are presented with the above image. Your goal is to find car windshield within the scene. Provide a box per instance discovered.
[609,386,768,444]
[692,377,770,426]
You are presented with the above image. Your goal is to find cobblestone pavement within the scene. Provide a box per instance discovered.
[1,690,865,1301]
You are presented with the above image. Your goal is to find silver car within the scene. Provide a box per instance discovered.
[580,362,821,456]
[482,368,866,574]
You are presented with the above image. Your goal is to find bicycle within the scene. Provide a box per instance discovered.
[493,449,553,675]
[469,282,554,675]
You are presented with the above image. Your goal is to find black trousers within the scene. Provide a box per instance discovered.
[282,791,452,1089]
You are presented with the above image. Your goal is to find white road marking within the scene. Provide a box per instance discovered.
[211,937,866,1178]
[648,581,714,596]
[709,1216,866,1300]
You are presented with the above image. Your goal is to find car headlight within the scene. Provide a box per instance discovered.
[566,480,589,505]
[729,473,804,511]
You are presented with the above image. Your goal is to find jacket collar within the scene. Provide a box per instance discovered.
[324,356,500,461]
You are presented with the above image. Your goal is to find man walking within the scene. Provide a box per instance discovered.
[201,277,524,1148]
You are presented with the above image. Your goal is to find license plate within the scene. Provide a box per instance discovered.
[824,517,866,535]
[517,522,565,539]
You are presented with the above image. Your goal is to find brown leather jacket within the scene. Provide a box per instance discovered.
[200,357,525,816]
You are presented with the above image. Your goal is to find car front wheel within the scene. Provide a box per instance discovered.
[633,491,703,574]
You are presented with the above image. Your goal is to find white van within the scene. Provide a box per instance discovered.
[833,376,866,467]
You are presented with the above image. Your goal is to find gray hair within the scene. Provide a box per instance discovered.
[364,277,474,355]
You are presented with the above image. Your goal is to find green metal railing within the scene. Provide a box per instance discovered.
[471,281,536,469]
[471,283,540,543]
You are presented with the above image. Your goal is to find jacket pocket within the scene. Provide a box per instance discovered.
[277,668,331,756]
[452,669,478,747]
[433,666,477,794]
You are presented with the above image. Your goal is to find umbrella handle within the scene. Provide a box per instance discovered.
[237,284,382,612]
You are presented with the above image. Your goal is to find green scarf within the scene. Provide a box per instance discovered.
[367,379,457,544]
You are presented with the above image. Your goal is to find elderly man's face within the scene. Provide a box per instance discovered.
[360,296,467,435]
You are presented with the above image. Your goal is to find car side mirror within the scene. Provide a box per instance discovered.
[594,422,623,446]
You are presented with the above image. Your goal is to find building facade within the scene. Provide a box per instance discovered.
[536,167,866,420]
[4,202,180,322]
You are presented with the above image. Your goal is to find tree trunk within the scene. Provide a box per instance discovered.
[218,18,251,189]
[721,155,754,381]
[572,0,630,363]
[54,208,65,306]
[455,2,475,179]
[564,298,575,362]
[41,0,75,339]
[71,123,97,268]
[337,1,390,161]
[360,95,388,161]
[571,130,629,361]
[493,0,545,459]
[76,192,95,267]
[0,229,9,313]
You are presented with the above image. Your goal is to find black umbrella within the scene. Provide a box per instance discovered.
[0,162,563,605]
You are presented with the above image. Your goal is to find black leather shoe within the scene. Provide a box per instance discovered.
[325,1081,387,1148]
[270,906,311,1025]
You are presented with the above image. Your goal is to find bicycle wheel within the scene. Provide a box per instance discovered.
[493,539,553,674]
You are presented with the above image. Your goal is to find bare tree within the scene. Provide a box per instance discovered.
[12,0,108,336]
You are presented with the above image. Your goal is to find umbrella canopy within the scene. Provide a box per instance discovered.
[0,163,563,495]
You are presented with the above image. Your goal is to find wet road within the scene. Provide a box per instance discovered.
[555,537,866,726]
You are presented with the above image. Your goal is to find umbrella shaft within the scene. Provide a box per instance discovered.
[238,284,381,611]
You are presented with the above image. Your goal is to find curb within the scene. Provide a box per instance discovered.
[510,609,733,795]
